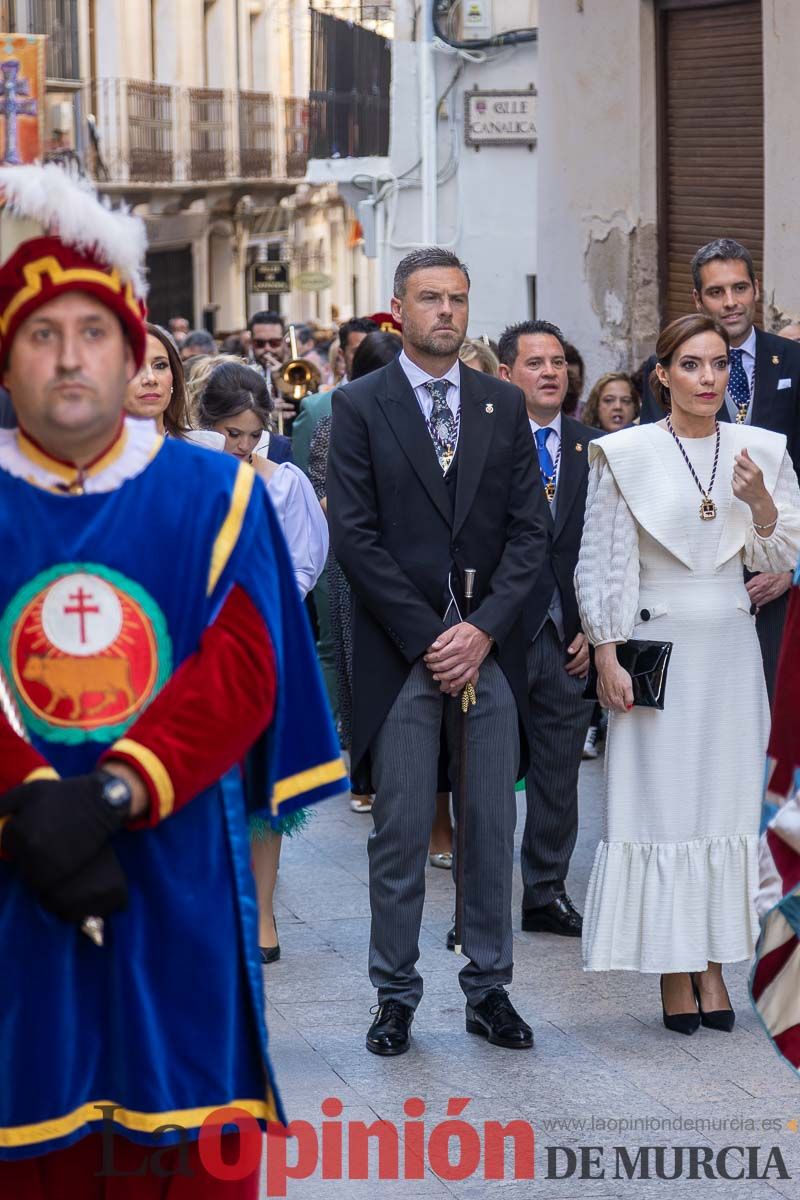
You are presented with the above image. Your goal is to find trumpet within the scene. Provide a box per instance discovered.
[271,325,321,434]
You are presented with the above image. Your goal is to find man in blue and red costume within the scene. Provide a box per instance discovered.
[0,165,348,1195]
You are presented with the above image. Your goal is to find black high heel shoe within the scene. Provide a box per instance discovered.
[259,917,280,964]
[660,975,700,1036]
[692,974,735,1032]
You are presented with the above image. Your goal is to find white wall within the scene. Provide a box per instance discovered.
[536,0,658,384]
[384,0,539,341]
[763,0,800,326]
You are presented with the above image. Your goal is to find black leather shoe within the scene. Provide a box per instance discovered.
[660,975,700,1036]
[466,988,533,1049]
[692,974,735,1032]
[366,1000,414,1056]
[259,917,280,964]
[521,894,582,936]
[446,924,456,951]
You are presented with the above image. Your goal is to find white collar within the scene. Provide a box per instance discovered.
[0,416,162,494]
[399,349,461,391]
[529,411,563,440]
[732,325,757,361]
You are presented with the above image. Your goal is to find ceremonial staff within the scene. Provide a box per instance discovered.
[454,568,477,956]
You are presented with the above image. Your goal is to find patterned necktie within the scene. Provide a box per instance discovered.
[424,379,458,471]
[728,347,751,422]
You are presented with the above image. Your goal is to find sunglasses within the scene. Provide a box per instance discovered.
[252,336,284,349]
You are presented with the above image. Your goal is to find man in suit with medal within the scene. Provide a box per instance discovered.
[327,248,549,1056]
[498,321,600,937]
[640,238,800,699]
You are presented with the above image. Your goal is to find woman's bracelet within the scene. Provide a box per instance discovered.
[753,516,778,530]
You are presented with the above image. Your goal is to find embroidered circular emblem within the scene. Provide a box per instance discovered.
[0,564,172,744]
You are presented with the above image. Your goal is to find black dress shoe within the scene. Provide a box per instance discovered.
[446,924,456,951]
[660,975,700,1036]
[521,893,582,936]
[692,975,735,1032]
[259,917,280,964]
[366,1000,414,1056]
[465,988,533,1049]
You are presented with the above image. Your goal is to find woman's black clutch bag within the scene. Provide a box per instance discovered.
[583,639,673,710]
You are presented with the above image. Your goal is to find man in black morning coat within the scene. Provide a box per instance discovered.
[327,247,548,1057]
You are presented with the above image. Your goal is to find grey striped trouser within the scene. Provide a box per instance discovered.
[520,620,594,907]
[369,655,519,1008]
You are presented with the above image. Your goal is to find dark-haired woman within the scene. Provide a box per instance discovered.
[195,360,328,960]
[125,323,190,437]
[575,314,800,1034]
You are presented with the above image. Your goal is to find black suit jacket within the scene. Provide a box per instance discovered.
[523,415,602,645]
[327,357,549,786]
[639,328,800,475]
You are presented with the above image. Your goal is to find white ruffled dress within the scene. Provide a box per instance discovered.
[575,422,800,973]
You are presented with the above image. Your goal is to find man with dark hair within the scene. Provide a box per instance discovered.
[339,316,380,379]
[499,320,599,937]
[248,309,286,373]
[179,328,217,363]
[328,248,548,1056]
[640,237,800,700]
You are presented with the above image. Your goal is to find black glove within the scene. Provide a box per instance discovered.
[0,771,132,894]
[38,844,129,922]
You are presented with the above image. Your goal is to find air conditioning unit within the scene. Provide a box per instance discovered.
[46,100,75,144]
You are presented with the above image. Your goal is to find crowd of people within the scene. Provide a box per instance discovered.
[2,160,800,1194]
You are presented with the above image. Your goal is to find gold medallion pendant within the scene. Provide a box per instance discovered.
[736,409,747,425]
[700,497,717,521]
[545,481,556,503]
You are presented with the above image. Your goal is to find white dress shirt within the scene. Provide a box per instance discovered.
[529,411,563,489]
[399,350,461,426]
[724,324,756,425]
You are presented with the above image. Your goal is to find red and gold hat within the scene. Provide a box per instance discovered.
[0,165,147,370]
[369,310,402,334]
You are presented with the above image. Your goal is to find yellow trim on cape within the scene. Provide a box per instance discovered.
[0,1093,278,1149]
[111,738,175,821]
[272,757,348,813]
[23,766,59,783]
[207,463,255,595]
[0,255,141,337]
[16,426,129,485]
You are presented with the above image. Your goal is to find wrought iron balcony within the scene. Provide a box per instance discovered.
[309,9,390,159]
[95,79,303,186]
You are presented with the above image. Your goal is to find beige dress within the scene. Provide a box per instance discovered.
[575,422,800,973]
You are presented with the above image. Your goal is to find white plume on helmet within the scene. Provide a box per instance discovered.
[0,163,148,297]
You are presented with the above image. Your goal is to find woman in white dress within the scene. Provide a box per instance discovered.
[194,361,328,963]
[575,313,800,1035]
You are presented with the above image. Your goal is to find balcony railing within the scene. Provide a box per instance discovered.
[309,9,390,159]
[284,98,309,178]
[239,91,275,177]
[95,79,303,185]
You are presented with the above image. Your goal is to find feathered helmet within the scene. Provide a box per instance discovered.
[0,164,147,370]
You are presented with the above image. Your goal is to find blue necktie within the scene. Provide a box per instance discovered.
[728,347,750,422]
[535,427,555,480]
[424,379,458,470]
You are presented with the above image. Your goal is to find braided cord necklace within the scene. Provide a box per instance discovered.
[665,416,721,521]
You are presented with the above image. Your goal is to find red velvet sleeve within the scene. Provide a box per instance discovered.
[0,721,59,851]
[100,584,277,827]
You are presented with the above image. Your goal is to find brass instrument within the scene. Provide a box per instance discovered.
[271,325,321,434]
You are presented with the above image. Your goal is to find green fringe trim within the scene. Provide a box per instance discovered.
[249,806,312,841]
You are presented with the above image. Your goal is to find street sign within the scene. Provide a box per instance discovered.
[248,261,290,293]
[464,86,537,149]
[296,271,334,293]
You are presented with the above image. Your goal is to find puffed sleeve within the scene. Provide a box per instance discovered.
[744,451,800,573]
[266,463,329,598]
[575,454,640,645]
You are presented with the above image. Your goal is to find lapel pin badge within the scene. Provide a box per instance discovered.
[485,403,494,413]
[772,355,780,365]
[575,442,583,452]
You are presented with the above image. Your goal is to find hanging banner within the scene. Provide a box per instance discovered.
[0,35,45,165]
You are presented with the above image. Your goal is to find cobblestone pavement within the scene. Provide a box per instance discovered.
[260,757,800,1199]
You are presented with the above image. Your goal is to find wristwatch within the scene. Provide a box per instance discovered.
[97,770,133,820]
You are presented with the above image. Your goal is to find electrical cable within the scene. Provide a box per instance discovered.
[432,0,537,49]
